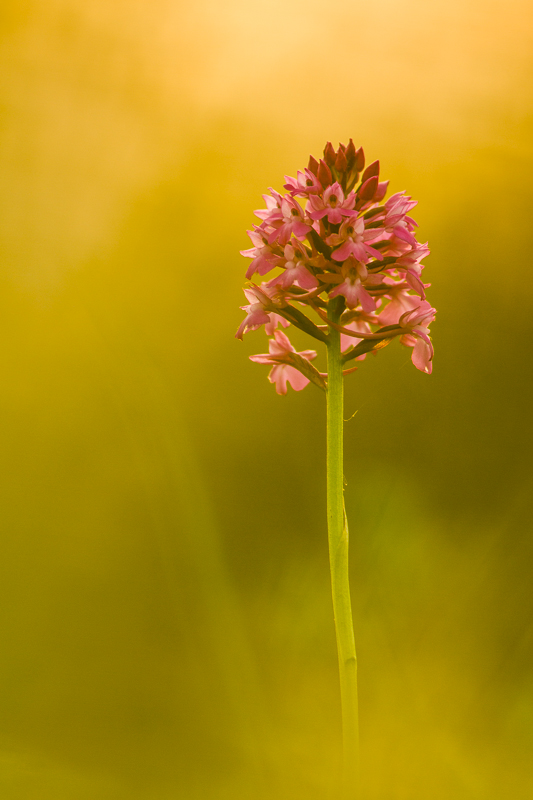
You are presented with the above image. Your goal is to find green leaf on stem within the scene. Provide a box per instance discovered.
[271,352,327,391]
[276,306,330,344]
[342,336,392,363]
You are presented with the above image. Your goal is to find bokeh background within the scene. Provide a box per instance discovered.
[1,0,532,797]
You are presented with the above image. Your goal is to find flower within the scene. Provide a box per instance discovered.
[235,284,290,339]
[328,257,377,312]
[240,227,282,279]
[256,192,311,245]
[237,141,435,390]
[326,216,383,263]
[249,330,317,394]
[378,192,419,246]
[399,302,436,374]
[266,243,318,291]
[307,182,356,224]
[283,169,322,196]
[395,242,431,298]
[253,189,283,222]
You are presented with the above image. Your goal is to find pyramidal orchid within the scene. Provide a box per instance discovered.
[236,141,435,798]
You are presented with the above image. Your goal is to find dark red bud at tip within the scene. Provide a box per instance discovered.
[361,160,380,183]
[358,175,379,201]
[345,139,356,167]
[334,148,348,172]
[308,155,319,175]
[355,147,365,172]
[317,159,333,188]
[324,141,336,167]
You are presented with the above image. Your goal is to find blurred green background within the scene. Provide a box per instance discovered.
[0,0,532,797]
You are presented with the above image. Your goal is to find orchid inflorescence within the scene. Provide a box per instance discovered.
[236,141,436,394]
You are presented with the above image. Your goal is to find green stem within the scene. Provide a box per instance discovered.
[326,298,360,799]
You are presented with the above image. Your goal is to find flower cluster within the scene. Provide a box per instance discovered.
[237,141,436,394]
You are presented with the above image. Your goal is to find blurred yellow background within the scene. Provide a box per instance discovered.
[0,0,532,797]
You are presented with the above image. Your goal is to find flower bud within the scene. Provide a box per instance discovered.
[345,139,356,168]
[334,148,348,173]
[355,147,365,172]
[317,159,333,189]
[361,160,380,183]
[308,155,319,176]
[324,141,336,167]
[357,176,378,201]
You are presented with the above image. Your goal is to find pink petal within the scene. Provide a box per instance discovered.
[269,365,289,394]
[249,352,274,364]
[285,366,310,392]
[412,337,433,374]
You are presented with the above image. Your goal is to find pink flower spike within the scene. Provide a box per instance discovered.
[237,142,435,380]
[249,330,317,395]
